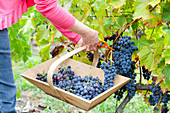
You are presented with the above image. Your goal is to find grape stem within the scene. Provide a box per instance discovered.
[111,8,121,29]
[115,83,152,113]
[139,62,142,84]
[112,17,142,46]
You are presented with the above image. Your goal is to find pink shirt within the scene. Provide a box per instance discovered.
[0,0,81,43]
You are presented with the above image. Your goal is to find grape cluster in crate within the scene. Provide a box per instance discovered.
[36,61,116,100]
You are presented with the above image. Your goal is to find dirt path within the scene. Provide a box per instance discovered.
[16,91,47,113]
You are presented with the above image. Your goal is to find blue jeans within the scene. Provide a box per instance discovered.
[0,29,17,113]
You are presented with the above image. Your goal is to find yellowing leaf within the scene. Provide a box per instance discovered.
[73,52,92,65]
[39,43,51,62]
[133,0,160,20]
[36,25,49,41]
[108,0,126,8]
[162,47,170,64]
[164,33,170,48]
[138,46,158,70]
[81,7,91,23]
[162,65,170,91]
[145,53,157,70]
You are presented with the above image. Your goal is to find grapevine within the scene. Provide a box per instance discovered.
[8,0,170,112]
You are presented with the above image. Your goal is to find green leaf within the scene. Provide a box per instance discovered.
[161,65,170,91]
[162,47,170,64]
[81,7,91,23]
[138,46,158,70]
[95,4,106,19]
[163,33,170,48]
[152,38,164,57]
[39,43,51,62]
[36,25,49,41]
[133,0,160,20]
[72,52,92,65]
[138,46,151,60]
[131,36,150,51]
[145,27,164,40]
[162,2,170,22]
[7,23,20,39]
[146,53,157,70]
[132,22,138,30]
[20,17,35,33]
[108,0,126,8]
[104,18,113,28]
[107,40,113,46]
[39,38,50,45]
[117,15,126,27]
[163,65,170,85]
[16,87,21,99]
[144,15,162,27]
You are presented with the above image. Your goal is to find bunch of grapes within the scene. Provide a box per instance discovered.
[149,82,162,106]
[149,82,170,112]
[36,73,47,82]
[110,35,138,100]
[100,61,117,91]
[142,66,152,80]
[36,66,105,100]
[104,34,117,42]
[161,92,170,113]
[162,104,169,113]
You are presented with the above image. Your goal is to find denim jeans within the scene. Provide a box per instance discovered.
[0,29,17,113]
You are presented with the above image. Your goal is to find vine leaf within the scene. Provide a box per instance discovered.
[163,65,170,90]
[36,25,49,42]
[163,33,170,49]
[39,43,51,62]
[152,38,164,57]
[131,36,149,51]
[145,27,164,40]
[163,65,170,85]
[144,15,162,28]
[162,47,170,64]
[162,2,170,22]
[117,15,126,27]
[107,0,126,8]
[133,0,160,20]
[95,4,106,19]
[138,46,157,70]
[72,52,92,65]
[81,7,91,23]
[19,17,35,33]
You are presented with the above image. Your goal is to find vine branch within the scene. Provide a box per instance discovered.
[115,83,152,113]
[90,5,97,19]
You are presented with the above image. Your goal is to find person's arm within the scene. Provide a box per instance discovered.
[55,26,81,44]
[34,0,98,51]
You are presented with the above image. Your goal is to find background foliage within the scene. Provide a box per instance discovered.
[8,0,170,112]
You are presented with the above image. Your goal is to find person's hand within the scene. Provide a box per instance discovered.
[68,19,99,51]
[81,29,98,51]
[77,30,98,52]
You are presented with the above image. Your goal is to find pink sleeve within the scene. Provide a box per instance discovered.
[26,0,36,7]
[34,0,81,43]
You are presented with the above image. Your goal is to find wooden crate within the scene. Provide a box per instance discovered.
[21,46,130,111]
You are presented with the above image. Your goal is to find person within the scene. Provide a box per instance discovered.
[0,0,98,112]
